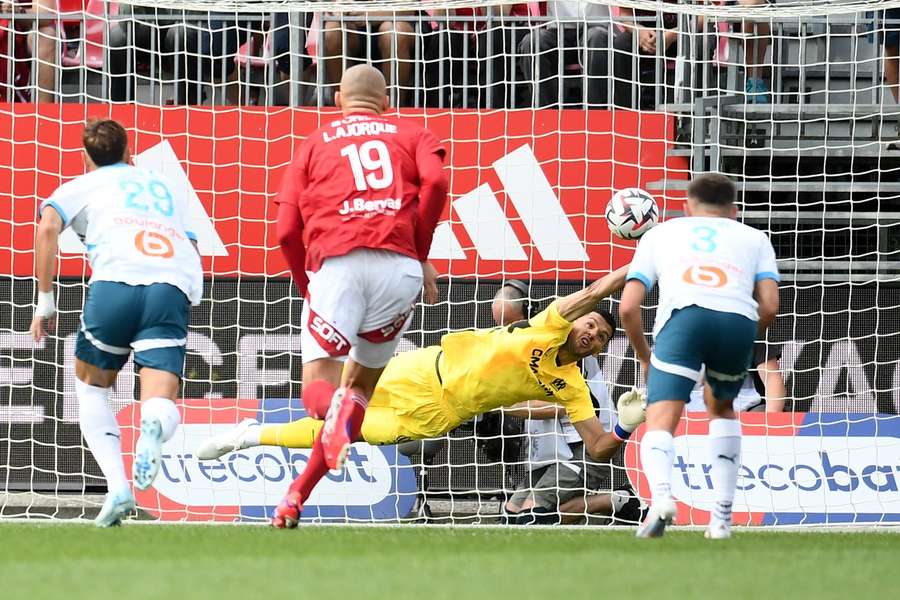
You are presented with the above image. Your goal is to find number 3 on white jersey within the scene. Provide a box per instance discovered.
[340,140,394,191]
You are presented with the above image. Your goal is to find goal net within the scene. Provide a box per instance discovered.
[1,0,899,526]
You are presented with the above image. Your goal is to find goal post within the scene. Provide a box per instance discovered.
[1,0,899,525]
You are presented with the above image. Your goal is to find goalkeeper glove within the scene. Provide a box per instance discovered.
[613,387,647,441]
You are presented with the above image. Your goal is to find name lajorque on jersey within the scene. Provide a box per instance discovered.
[321,116,399,143]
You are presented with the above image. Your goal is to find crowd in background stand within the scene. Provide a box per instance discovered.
[0,0,790,108]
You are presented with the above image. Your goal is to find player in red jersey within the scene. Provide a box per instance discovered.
[272,64,448,528]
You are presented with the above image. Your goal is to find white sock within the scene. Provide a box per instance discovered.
[708,418,742,525]
[76,378,128,495]
[242,424,261,447]
[141,397,181,442]
[640,430,675,503]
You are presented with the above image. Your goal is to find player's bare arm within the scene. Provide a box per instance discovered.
[572,418,622,462]
[30,205,63,342]
[421,260,439,304]
[572,387,646,461]
[504,400,565,420]
[555,265,629,323]
[620,278,651,374]
[754,277,779,332]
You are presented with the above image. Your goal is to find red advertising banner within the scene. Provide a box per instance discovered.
[0,104,687,280]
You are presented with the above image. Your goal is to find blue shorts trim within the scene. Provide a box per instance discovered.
[647,305,756,404]
[75,281,190,377]
[650,354,701,382]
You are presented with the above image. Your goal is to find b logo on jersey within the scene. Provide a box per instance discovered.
[683,265,728,288]
[135,230,174,258]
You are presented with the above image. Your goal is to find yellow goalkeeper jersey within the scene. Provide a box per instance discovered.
[263,306,598,445]
[437,300,595,426]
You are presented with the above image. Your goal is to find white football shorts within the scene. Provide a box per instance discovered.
[301,248,423,368]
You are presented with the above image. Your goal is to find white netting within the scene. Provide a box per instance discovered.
[112,0,900,17]
[1,0,899,526]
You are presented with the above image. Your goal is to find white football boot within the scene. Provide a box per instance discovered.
[94,488,135,528]
[195,418,261,461]
[705,520,733,540]
[635,497,677,538]
[133,416,164,490]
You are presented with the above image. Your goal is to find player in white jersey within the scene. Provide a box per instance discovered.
[30,119,203,527]
[619,173,780,539]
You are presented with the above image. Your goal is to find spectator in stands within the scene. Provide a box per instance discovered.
[491,282,643,525]
[320,11,415,105]
[686,341,786,413]
[738,0,771,104]
[611,0,679,109]
[425,5,534,108]
[475,3,536,108]
[270,12,314,105]
[108,6,179,102]
[29,0,87,102]
[517,0,612,108]
[180,12,315,106]
[166,11,266,105]
[884,7,900,103]
[1,1,31,101]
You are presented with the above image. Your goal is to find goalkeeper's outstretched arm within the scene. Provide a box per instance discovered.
[555,265,629,322]
[572,388,646,461]
[620,279,651,374]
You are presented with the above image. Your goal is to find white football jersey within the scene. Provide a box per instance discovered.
[627,216,779,335]
[525,418,574,468]
[582,356,616,433]
[40,164,203,305]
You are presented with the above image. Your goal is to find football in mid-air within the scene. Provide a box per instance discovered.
[605,188,659,240]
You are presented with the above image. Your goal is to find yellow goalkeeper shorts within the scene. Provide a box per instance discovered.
[365,345,456,443]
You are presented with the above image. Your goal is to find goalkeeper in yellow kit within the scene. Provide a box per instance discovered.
[197,266,646,465]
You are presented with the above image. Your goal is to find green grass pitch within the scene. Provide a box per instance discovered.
[0,523,895,599]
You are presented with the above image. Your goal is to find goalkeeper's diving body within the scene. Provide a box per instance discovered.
[198,266,647,522]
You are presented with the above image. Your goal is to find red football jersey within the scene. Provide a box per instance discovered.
[278,112,446,272]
